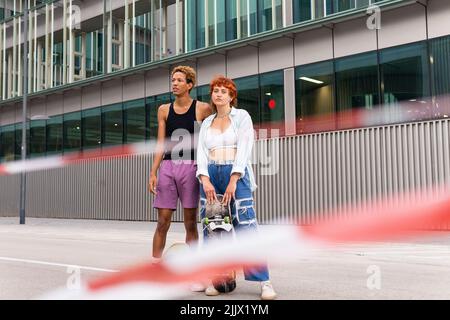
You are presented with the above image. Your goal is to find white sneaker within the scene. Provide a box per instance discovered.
[150,257,161,265]
[260,281,277,300]
[205,284,220,296]
[190,282,206,292]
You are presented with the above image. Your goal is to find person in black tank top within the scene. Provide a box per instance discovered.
[149,66,212,280]
[163,100,197,161]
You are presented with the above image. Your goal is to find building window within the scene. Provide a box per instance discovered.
[234,75,260,126]
[14,124,24,160]
[134,12,152,65]
[196,85,211,106]
[293,0,313,23]
[63,112,82,153]
[86,31,104,78]
[213,0,238,43]
[216,0,226,44]
[260,70,284,133]
[124,99,146,143]
[146,93,172,139]
[29,120,46,158]
[207,0,215,45]
[296,60,335,133]
[53,43,64,87]
[329,0,354,14]
[380,42,431,121]
[430,35,450,118]
[186,0,206,51]
[46,115,63,155]
[258,0,274,32]
[145,96,155,140]
[225,0,238,41]
[82,107,102,149]
[0,125,16,162]
[335,51,379,117]
[102,103,124,146]
[356,0,372,9]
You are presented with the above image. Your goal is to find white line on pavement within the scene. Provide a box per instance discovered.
[0,256,118,273]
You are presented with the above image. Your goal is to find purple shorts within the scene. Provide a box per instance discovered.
[153,160,200,210]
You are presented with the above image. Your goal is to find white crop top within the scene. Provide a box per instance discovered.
[205,125,238,151]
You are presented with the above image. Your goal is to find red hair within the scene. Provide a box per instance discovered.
[209,76,237,112]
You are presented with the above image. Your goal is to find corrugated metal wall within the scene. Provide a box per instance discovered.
[1,119,450,229]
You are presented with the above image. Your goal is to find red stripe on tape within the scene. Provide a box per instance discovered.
[302,191,450,243]
[88,261,258,292]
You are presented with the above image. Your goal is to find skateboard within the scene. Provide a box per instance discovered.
[201,194,237,293]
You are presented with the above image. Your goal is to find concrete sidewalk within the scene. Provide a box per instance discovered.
[1,217,450,300]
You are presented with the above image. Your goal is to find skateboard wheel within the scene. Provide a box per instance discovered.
[224,216,230,224]
[204,217,209,225]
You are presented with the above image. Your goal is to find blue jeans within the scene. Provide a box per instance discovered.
[200,163,270,282]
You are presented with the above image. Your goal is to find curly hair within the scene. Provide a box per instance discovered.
[171,65,197,92]
[209,75,238,113]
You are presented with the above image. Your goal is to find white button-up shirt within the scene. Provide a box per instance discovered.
[196,107,257,191]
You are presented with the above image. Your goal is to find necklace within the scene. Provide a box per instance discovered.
[215,109,231,119]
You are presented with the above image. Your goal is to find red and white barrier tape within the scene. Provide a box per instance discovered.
[3,96,449,176]
[39,187,450,300]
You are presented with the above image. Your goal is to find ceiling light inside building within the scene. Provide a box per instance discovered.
[300,77,324,84]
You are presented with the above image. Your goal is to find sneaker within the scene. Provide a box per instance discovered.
[150,257,161,265]
[260,281,277,300]
[190,282,206,292]
[205,284,220,296]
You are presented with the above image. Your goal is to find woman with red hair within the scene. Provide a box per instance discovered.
[196,75,277,300]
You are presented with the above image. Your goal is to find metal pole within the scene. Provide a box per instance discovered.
[19,3,29,225]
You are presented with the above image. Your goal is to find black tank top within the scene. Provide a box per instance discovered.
[163,100,197,160]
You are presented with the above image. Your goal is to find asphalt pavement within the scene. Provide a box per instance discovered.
[1,217,450,300]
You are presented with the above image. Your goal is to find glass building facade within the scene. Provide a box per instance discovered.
[295,38,446,133]
[0,0,389,101]
[3,32,450,161]
[2,0,450,163]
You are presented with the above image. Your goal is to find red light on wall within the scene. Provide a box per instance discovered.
[268,99,276,109]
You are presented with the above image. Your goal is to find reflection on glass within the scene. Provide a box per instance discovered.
[124,99,146,143]
[186,0,205,51]
[82,107,102,149]
[296,61,334,133]
[102,103,123,146]
[63,111,81,152]
[0,125,16,162]
[29,120,46,158]
[335,52,379,111]
[196,85,211,107]
[146,93,172,139]
[260,71,284,134]
[46,115,63,155]
[258,0,273,33]
[430,36,450,118]
[235,75,260,125]
[381,42,431,122]
[14,123,24,160]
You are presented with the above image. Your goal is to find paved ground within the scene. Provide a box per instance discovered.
[1,217,450,300]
